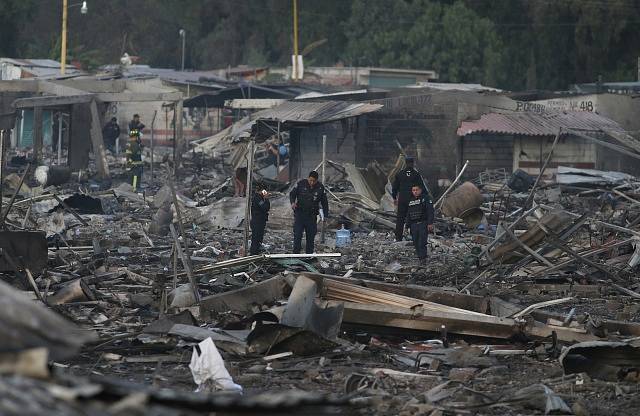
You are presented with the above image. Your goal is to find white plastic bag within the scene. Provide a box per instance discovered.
[189,337,242,393]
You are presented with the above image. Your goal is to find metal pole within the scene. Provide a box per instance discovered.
[292,0,299,80]
[0,131,4,229]
[180,29,186,71]
[320,134,326,243]
[61,0,68,75]
[150,110,157,180]
[57,112,63,165]
[243,140,255,255]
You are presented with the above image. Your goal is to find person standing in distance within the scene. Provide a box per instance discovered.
[289,171,329,254]
[250,188,270,255]
[391,156,427,242]
[406,185,435,265]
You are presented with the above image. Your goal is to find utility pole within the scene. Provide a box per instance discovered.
[61,0,68,75]
[292,0,300,80]
[179,29,186,71]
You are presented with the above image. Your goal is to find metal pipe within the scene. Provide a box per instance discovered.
[150,110,157,180]
[0,130,4,229]
[243,139,255,253]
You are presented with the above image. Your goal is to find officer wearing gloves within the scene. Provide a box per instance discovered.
[406,185,435,265]
[289,171,329,254]
[125,129,144,190]
[391,156,427,242]
[250,188,270,255]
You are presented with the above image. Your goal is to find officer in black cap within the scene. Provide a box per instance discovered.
[406,184,435,265]
[391,156,427,241]
[289,171,329,254]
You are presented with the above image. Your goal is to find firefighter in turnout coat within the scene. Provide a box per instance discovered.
[125,129,144,190]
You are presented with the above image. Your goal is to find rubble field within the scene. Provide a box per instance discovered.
[1,146,640,416]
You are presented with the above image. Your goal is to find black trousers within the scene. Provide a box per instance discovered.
[395,199,409,241]
[409,221,429,259]
[293,212,317,254]
[250,219,266,255]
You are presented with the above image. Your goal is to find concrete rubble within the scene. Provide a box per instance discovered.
[1,138,640,416]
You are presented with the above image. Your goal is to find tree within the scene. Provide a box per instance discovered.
[344,0,504,86]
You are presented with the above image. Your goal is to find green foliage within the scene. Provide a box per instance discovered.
[1,0,639,91]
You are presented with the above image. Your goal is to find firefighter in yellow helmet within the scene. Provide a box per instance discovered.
[125,128,144,190]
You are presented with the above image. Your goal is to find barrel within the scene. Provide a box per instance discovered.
[440,182,483,219]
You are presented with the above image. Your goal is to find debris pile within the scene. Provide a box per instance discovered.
[1,141,640,415]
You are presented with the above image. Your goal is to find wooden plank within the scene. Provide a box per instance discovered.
[199,275,288,315]
[300,272,488,313]
[502,226,553,267]
[339,301,520,339]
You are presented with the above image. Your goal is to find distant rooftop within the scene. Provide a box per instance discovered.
[0,58,83,79]
[571,81,640,95]
[407,82,502,92]
[99,64,230,88]
[458,110,624,137]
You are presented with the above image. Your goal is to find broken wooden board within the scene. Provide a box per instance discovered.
[297,273,489,313]
[338,301,520,339]
[339,301,599,343]
[199,275,288,315]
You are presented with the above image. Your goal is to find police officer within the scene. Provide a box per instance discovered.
[102,117,120,152]
[250,188,270,255]
[128,114,145,133]
[125,129,144,190]
[406,185,435,265]
[391,156,427,242]
[289,171,329,254]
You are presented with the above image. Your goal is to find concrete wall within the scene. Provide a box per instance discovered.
[514,135,597,175]
[358,91,516,192]
[289,121,355,180]
[461,134,514,180]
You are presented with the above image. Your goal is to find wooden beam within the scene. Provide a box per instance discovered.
[32,106,43,163]
[13,94,92,109]
[89,99,110,179]
[339,301,520,339]
[502,226,553,267]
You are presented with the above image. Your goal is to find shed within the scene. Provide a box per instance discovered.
[457,111,640,179]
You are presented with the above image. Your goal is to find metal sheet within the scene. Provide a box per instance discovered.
[458,111,625,137]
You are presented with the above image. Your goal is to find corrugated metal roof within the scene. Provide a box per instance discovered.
[253,100,382,124]
[457,111,624,137]
[0,58,83,79]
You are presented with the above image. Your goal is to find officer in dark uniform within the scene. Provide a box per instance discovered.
[128,114,145,133]
[289,171,329,254]
[250,188,270,255]
[125,129,144,190]
[406,185,435,265]
[391,156,427,242]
